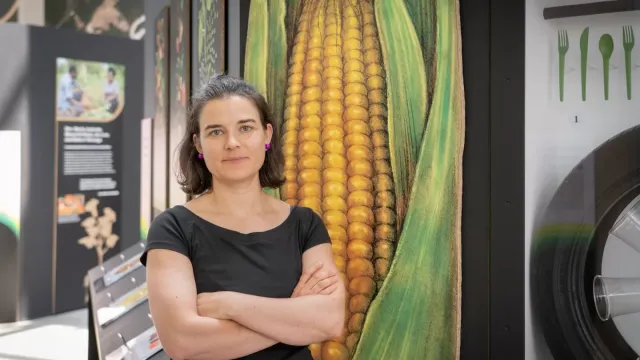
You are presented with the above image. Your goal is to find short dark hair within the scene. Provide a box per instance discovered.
[176,74,285,196]
[69,65,77,73]
[107,67,116,76]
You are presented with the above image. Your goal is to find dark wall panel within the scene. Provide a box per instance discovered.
[490,0,526,358]
[459,0,491,358]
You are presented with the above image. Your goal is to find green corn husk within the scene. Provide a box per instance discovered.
[244,0,269,97]
[373,0,428,231]
[404,0,437,114]
[284,0,302,49]
[353,0,465,358]
[266,0,288,132]
[266,0,287,200]
[244,0,280,199]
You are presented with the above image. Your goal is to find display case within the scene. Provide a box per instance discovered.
[87,241,168,360]
[527,3,640,359]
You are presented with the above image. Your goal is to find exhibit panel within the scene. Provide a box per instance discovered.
[54,56,127,313]
[0,23,143,320]
[526,1,640,359]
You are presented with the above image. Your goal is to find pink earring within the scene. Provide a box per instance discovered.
[197,153,203,159]
[265,143,271,150]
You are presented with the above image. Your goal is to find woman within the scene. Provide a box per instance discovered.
[141,75,346,360]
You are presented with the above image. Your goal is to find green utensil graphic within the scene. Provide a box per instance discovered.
[558,30,569,102]
[622,25,635,100]
[580,27,589,101]
[599,34,614,100]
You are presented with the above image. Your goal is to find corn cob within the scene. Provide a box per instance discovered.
[338,0,377,356]
[280,1,398,359]
[281,0,311,205]
[295,0,325,217]
[310,1,351,359]
[359,0,396,294]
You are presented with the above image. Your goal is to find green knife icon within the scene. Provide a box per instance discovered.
[580,27,589,101]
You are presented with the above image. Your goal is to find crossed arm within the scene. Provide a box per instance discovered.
[145,244,345,360]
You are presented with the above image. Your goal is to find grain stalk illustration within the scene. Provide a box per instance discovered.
[77,198,120,264]
[245,0,464,358]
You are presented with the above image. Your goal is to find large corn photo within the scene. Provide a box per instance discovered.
[244,0,465,359]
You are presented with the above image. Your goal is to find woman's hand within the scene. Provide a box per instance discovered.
[196,291,236,320]
[291,262,341,298]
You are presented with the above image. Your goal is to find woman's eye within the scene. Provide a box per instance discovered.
[240,125,253,132]
[210,129,222,136]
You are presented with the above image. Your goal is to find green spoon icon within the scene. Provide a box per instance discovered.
[599,34,614,100]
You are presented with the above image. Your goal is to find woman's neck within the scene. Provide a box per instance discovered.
[207,176,269,216]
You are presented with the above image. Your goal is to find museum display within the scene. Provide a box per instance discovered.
[557,25,635,101]
[592,197,640,324]
[104,326,164,360]
[96,282,148,327]
[530,125,640,359]
[0,22,142,322]
[54,57,127,313]
[102,252,144,287]
[86,241,167,360]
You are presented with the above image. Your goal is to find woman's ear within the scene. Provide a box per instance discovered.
[265,123,273,145]
[193,133,203,153]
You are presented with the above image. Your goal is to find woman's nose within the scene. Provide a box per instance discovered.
[225,134,240,148]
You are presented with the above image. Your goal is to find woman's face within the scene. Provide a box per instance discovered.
[194,96,272,185]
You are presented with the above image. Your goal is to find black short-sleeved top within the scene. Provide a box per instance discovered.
[140,204,330,360]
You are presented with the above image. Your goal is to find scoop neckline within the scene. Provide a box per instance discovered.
[177,204,297,236]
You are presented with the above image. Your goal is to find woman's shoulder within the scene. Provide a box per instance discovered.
[149,205,194,236]
[286,204,325,231]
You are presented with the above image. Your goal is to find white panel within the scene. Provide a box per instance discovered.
[0,130,22,239]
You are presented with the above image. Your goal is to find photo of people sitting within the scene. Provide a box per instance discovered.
[56,58,125,121]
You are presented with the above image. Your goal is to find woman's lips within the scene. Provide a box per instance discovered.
[222,157,248,163]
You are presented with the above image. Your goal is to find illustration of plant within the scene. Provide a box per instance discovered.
[77,198,119,265]
[198,0,221,86]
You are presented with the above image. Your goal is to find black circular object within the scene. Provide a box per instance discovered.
[530,124,640,360]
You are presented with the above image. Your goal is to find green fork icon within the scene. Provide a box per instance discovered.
[558,30,569,102]
[623,25,635,100]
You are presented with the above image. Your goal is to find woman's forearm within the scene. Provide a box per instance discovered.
[170,315,277,360]
[227,292,345,346]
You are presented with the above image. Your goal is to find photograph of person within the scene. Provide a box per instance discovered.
[56,58,125,122]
